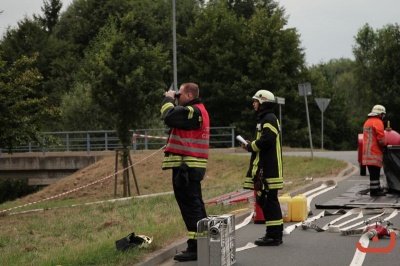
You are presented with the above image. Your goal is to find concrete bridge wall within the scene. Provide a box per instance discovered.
[0,154,108,185]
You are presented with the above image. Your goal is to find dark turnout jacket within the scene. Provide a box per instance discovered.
[243,109,283,190]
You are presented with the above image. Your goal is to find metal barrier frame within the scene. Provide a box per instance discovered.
[1,127,236,155]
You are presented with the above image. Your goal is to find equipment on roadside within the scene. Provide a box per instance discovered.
[279,194,292,222]
[291,194,308,222]
[197,214,236,266]
[115,232,153,251]
[340,217,399,238]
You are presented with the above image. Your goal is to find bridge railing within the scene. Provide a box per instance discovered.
[1,127,236,155]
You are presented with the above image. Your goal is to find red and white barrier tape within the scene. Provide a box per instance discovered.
[0,146,165,216]
[132,133,167,140]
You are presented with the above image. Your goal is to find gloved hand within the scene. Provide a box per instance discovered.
[254,171,268,208]
[240,140,251,151]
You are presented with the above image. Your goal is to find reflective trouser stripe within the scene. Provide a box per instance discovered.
[266,177,283,189]
[266,219,283,227]
[243,177,254,190]
[370,180,380,189]
[188,231,197,240]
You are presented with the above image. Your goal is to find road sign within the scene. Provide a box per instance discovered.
[315,98,331,150]
[315,98,331,113]
[298,83,312,96]
[275,97,285,105]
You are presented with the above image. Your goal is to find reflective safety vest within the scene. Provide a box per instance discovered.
[163,103,209,169]
[362,116,386,167]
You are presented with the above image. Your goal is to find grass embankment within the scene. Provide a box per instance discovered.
[0,150,347,265]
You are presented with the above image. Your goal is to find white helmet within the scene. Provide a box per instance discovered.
[252,90,275,104]
[136,235,153,248]
[116,233,153,251]
[368,104,386,117]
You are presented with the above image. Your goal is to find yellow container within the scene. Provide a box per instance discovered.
[291,194,307,222]
[278,194,292,222]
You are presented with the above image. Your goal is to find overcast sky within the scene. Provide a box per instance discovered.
[1,0,399,66]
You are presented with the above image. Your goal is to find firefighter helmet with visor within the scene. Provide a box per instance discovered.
[368,105,386,117]
[252,90,275,104]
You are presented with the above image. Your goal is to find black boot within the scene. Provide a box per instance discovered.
[173,248,197,261]
[254,236,283,246]
[370,189,386,197]
[174,240,197,261]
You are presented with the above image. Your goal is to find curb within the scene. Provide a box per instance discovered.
[137,163,358,266]
[287,162,358,197]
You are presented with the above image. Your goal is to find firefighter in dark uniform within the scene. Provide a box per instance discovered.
[242,89,284,246]
[161,82,210,261]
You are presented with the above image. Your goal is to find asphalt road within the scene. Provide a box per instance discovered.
[140,151,400,266]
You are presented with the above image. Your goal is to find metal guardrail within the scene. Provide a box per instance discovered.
[0,127,236,155]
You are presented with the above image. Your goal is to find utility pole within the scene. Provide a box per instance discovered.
[172,0,178,91]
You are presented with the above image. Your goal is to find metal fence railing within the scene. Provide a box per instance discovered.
[1,127,236,156]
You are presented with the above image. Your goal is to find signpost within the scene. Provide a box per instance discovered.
[275,97,285,145]
[315,98,331,150]
[298,83,313,158]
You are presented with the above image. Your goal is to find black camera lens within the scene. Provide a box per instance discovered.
[175,92,181,98]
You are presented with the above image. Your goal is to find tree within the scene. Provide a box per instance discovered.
[180,0,306,145]
[0,54,57,153]
[0,7,64,115]
[353,23,400,130]
[80,14,168,162]
[34,0,63,34]
[0,18,47,64]
[308,59,360,150]
[60,82,113,130]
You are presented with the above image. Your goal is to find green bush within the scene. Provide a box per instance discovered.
[0,178,41,204]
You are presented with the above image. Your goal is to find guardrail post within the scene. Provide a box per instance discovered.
[231,127,235,148]
[144,130,148,150]
[66,133,70,151]
[105,132,109,151]
[42,137,46,156]
[87,133,90,155]
[133,140,137,154]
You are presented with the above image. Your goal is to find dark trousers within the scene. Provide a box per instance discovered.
[172,167,207,246]
[262,189,283,239]
[367,165,381,191]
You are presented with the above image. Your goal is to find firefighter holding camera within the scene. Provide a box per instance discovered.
[161,82,210,261]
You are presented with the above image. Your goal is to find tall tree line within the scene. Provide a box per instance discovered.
[1,0,400,152]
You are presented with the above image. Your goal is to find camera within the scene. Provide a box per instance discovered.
[163,91,181,99]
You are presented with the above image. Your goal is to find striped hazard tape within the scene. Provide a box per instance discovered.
[132,133,167,141]
[0,147,164,216]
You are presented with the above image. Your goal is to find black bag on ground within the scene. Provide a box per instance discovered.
[115,232,145,251]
